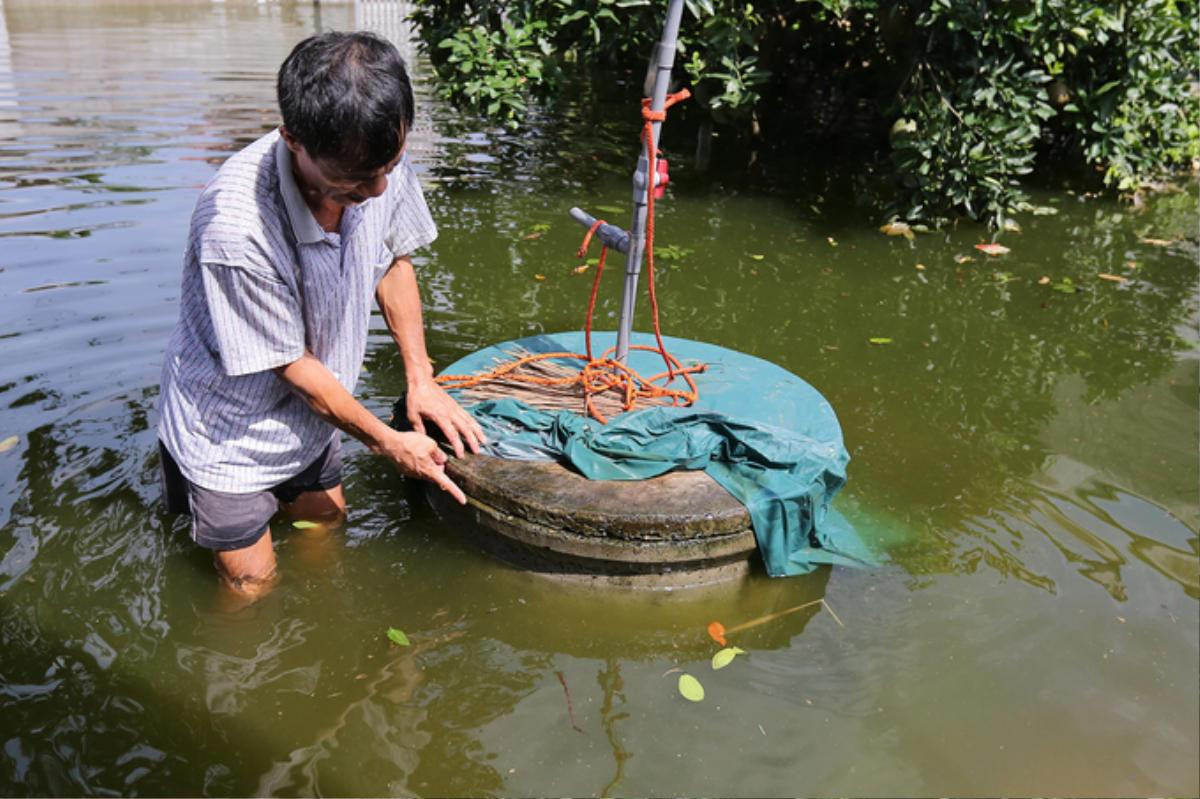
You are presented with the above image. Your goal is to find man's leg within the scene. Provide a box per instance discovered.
[275,437,346,525]
[281,483,346,522]
[160,440,279,599]
[274,439,347,568]
[214,530,277,599]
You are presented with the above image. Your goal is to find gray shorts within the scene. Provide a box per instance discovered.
[159,438,342,551]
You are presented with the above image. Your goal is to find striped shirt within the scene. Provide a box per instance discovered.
[158,129,437,492]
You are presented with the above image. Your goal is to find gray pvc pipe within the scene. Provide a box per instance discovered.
[614,0,684,363]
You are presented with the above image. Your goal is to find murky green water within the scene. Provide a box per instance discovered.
[1,1,1197,795]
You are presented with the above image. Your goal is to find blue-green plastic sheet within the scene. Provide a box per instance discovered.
[441,331,875,576]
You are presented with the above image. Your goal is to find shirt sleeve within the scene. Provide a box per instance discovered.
[384,156,438,258]
[200,260,306,377]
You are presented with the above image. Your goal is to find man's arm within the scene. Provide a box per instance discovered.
[375,255,485,457]
[275,354,466,504]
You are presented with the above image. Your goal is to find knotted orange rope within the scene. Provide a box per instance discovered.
[437,89,702,424]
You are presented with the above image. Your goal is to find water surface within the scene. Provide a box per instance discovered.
[0,1,1197,795]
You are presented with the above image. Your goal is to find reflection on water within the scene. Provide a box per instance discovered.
[0,0,1197,795]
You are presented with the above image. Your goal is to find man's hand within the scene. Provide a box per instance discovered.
[378,427,467,505]
[405,378,486,459]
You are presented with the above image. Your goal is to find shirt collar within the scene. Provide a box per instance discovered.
[274,132,326,245]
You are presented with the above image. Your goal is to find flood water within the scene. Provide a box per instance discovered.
[1,1,1197,795]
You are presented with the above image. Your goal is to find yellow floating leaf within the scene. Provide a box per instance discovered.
[974,243,1010,256]
[953,254,975,264]
[523,232,544,241]
[0,435,17,453]
[879,221,914,240]
[826,236,838,247]
[533,274,546,281]
[1002,219,1022,233]
[711,646,746,670]
[678,673,704,702]
[749,254,765,261]
[914,263,926,271]
[1097,273,1129,284]
[292,520,319,529]
[1140,237,1172,246]
[868,337,893,345]
[1038,276,1051,285]
[573,264,590,274]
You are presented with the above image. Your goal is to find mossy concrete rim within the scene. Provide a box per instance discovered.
[445,452,754,542]
[428,453,760,586]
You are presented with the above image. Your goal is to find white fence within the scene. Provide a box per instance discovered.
[352,0,418,63]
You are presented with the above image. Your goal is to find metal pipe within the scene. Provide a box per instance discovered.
[614,0,684,363]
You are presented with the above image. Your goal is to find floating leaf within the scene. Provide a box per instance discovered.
[1038,276,1051,285]
[1051,277,1078,293]
[711,646,746,670]
[914,263,926,271]
[707,621,727,646]
[0,435,17,453]
[533,274,546,281]
[655,244,694,261]
[1001,219,1022,233]
[974,243,1010,256]
[386,627,410,646]
[992,271,1018,285]
[749,253,765,261]
[1097,273,1129,284]
[1140,237,1172,246]
[292,520,319,529]
[572,264,590,274]
[594,204,623,215]
[868,337,893,345]
[826,236,838,247]
[1030,205,1059,216]
[953,254,975,264]
[879,221,914,240]
[678,673,704,702]
[523,231,545,240]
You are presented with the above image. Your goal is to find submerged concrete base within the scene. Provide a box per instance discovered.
[427,453,758,589]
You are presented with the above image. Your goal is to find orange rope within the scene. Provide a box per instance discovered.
[437,89,700,424]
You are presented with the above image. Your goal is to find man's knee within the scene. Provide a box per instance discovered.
[282,484,346,522]
[214,530,277,594]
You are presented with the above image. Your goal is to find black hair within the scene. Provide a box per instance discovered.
[277,31,414,171]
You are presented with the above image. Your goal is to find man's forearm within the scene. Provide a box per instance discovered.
[275,353,393,452]
[275,352,468,503]
[376,256,434,387]
[373,254,486,456]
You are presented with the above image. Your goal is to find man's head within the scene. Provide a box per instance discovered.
[277,31,414,206]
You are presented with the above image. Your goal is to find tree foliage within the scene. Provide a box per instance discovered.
[409,0,1199,225]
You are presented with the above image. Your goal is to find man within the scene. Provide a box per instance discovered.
[158,31,484,597]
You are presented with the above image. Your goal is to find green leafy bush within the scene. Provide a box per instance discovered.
[409,0,1199,225]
